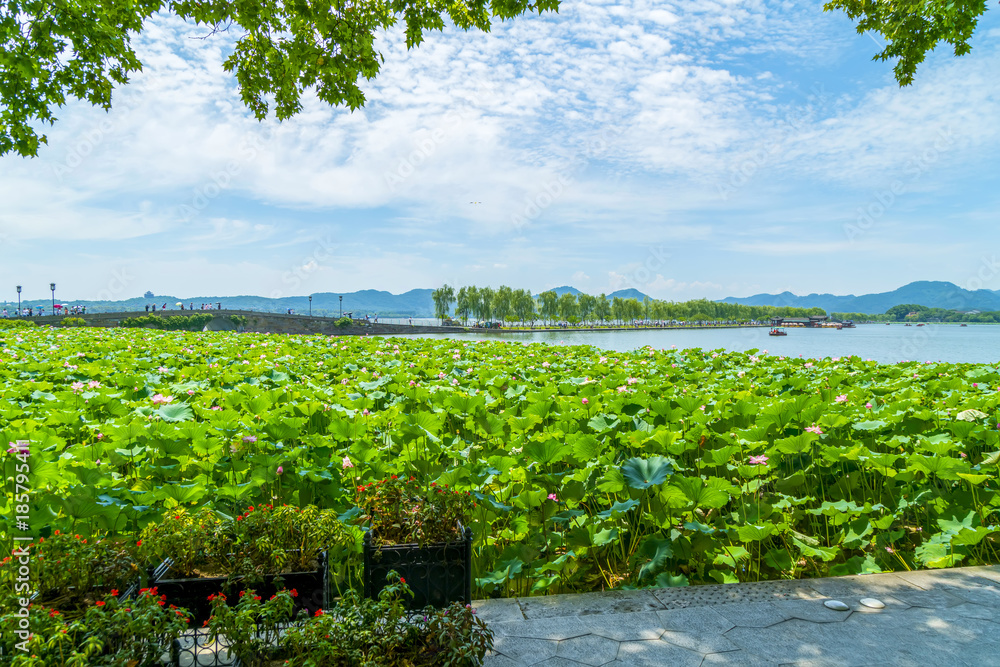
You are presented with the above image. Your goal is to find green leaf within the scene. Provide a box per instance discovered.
[621,456,673,490]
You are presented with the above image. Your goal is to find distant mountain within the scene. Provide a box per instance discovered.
[609,288,651,301]
[543,286,583,296]
[720,281,1000,315]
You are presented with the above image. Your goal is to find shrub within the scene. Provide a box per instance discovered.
[0,319,35,329]
[0,587,189,667]
[137,505,347,579]
[229,315,249,327]
[0,532,139,617]
[359,476,474,546]
[335,316,353,328]
[121,314,214,331]
[61,317,87,327]
[282,575,494,667]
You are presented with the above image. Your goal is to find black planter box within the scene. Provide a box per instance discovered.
[149,551,328,625]
[363,523,472,610]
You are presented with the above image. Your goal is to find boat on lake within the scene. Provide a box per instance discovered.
[769,328,787,336]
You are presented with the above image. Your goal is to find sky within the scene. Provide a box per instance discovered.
[2,0,999,304]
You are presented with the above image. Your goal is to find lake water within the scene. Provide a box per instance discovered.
[409,324,1000,365]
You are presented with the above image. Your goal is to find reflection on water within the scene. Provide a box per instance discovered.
[406,324,1000,365]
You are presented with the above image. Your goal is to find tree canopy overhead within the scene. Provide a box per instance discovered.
[0,0,558,157]
[823,0,989,86]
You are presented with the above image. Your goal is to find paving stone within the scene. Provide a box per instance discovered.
[701,650,781,666]
[656,605,736,635]
[958,565,1000,585]
[608,639,704,667]
[712,602,792,628]
[947,602,1000,622]
[842,595,908,614]
[555,634,621,666]
[775,599,854,623]
[941,583,1000,607]
[491,636,560,665]
[659,629,740,653]
[578,611,665,641]
[804,573,920,599]
[484,652,529,667]
[534,658,591,667]
[491,617,591,641]
[518,590,664,620]
[474,597,526,623]
[888,587,966,609]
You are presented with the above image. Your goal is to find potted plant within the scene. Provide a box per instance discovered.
[2,531,141,617]
[138,505,343,623]
[359,476,475,609]
[184,575,494,667]
[0,587,189,666]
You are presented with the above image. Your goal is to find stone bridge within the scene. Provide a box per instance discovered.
[17,310,467,336]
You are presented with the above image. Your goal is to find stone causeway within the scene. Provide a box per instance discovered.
[474,565,1000,667]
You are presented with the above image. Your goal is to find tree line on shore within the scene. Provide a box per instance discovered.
[431,285,825,326]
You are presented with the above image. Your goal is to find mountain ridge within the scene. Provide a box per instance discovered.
[720,281,1000,314]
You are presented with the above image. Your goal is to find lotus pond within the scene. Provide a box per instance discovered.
[1,328,999,596]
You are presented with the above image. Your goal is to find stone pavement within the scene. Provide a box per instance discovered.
[473,565,1000,667]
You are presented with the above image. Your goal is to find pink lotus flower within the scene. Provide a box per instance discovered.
[95,433,104,441]
[340,378,348,385]
[835,395,847,403]
[151,394,173,405]
[960,452,967,459]
[276,466,283,475]
[547,493,558,501]
[342,456,353,469]
[362,408,370,416]
[748,455,769,466]
[71,382,84,393]
[87,380,101,389]
[804,362,813,368]
[865,402,873,409]
[805,425,823,435]
[581,398,589,405]
[438,372,446,379]
[242,436,257,444]
[187,389,195,395]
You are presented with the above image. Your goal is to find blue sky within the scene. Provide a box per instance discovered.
[2,0,999,304]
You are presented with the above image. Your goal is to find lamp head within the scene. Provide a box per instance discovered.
[50,283,55,291]
[16,285,21,294]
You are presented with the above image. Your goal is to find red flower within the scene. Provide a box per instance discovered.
[290,589,298,597]
[136,540,142,546]
[110,589,119,596]
[95,601,106,606]
[400,577,406,584]
[315,609,324,617]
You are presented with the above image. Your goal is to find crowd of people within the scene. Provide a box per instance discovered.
[2,304,86,317]
[144,303,222,312]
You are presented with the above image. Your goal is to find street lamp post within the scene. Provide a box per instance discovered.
[339,295,343,318]
[308,295,312,317]
[50,283,55,315]
[16,286,21,316]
